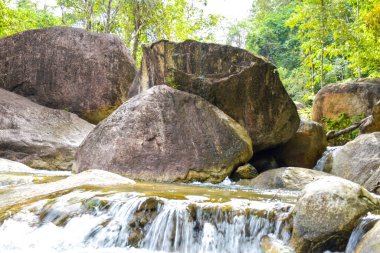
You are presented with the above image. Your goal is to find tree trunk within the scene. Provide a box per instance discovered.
[105,0,112,33]
[321,0,325,87]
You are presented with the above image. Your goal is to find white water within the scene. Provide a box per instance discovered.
[345,213,380,253]
[0,189,293,253]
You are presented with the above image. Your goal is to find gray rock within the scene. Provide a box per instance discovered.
[238,167,329,190]
[290,177,379,253]
[0,27,137,123]
[73,85,253,183]
[312,78,380,123]
[321,133,380,193]
[0,88,94,170]
[272,119,327,168]
[129,40,299,151]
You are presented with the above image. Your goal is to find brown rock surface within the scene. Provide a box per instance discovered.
[0,88,94,170]
[73,85,253,183]
[312,78,380,123]
[129,40,299,151]
[272,119,327,168]
[0,27,137,123]
[360,100,380,133]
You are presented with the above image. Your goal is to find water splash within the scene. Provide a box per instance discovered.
[0,189,293,253]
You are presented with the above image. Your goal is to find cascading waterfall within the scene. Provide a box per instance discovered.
[345,213,380,253]
[0,189,293,253]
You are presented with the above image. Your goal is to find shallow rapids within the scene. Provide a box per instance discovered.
[0,170,297,253]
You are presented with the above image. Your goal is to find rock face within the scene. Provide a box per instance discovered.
[320,133,380,193]
[230,164,258,181]
[360,100,380,133]
[0,88,94,170]
[312,78,380,123]
[238,167,329,190]
[354,220,380,253]
[290,177,379,253]
[0,169,135,213]
[129,40,299,151]
[0,27,137,123]
[272,119,327,168]
[73,85,253,183]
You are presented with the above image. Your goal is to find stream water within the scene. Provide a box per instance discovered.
[0,168,376,253]
[0,170,298,253]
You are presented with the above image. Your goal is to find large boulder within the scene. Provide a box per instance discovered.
[0,88,94,170]
[0,27,137,124]
[319,132,380,193]
[312,78,380,123]
[290,177,379,252]
[237,167,329,190]
[354,220,380,253]
[271,119,327,168]
[73,85,253,183]
[360,100,380,133]
[129,40,299,151]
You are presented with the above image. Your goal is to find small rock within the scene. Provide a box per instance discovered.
[230,164,258,181]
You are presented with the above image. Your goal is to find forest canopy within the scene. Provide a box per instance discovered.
[1,0,379,102]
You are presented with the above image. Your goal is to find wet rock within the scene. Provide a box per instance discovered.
[290,177,379,253]
[230,164,258,181]
[128,197,162,247]
[260,235,295,253]
[237,167,329,190]
[354,220,380,253]
[312,78,380,123]
[272,119,327,168]
[360,100,380,134]
[0,169,135,214]
[0,88,94,170]
[129,40,299,151]
[0,27,137,123]
[73,85,253,183]
[0,158,36,173]
[319,133,380,193]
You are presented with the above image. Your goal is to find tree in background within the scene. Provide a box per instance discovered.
[0,0,60,37]
[227,0,380,103]
[1,0,220,62]
[56,0,220,61]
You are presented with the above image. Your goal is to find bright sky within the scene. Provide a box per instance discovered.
[203,0,252,22]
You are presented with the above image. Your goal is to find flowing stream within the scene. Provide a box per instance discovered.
[0,170,298,253]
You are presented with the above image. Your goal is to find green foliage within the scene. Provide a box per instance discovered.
[56,0,221,62]
[298,106,313,120]
[0,0,61,38]
[323,113,365,145]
